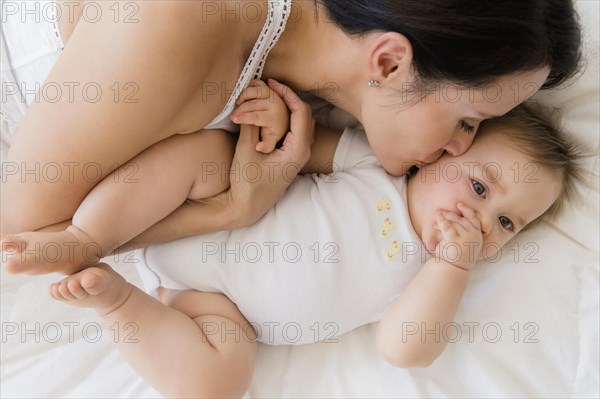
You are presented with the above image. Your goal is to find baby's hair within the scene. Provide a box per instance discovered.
[477,102,591,231]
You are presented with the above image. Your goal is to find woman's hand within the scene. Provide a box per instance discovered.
[97,81,314,252]
[221,80,315,228]
[231,79,291,154]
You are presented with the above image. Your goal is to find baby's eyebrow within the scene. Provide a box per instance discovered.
[490,176,506,194]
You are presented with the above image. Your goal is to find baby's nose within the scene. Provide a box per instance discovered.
[478,213,493,236]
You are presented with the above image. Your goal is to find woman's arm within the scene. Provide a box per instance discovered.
[301,124,342,175]
[126,119,331,249]
[114,196,243,253]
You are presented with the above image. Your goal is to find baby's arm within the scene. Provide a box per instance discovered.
[376,203,483,367]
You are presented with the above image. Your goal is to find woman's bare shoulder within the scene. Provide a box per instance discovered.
[58,1,243,56]
[50,1,252,133]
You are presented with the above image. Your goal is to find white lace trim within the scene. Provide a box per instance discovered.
[206,0,291,128]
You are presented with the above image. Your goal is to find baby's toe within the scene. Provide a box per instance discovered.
[57,280,77,301]
[67,278,88,299]
[48,283,60,300]
[80,270,105,296]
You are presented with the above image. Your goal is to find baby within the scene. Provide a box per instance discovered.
[1,84,586,397]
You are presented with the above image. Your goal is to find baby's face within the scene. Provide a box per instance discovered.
[407,128,562,258]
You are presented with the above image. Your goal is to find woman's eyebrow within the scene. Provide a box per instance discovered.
[474,110,499,119]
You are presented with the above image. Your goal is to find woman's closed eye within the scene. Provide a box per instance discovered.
[458,120,476,134]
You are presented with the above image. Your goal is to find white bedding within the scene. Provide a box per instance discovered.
[1,1,598,397]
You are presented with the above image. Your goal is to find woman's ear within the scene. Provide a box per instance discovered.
[366,32,413,85]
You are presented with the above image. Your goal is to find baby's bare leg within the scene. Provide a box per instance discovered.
[50,264,256,398]
[1,130,234,275]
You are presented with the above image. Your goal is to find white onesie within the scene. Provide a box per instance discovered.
[135,127,430,345]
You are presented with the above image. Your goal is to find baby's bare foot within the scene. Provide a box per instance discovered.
[48,263,132,315]
[1,226,101,275]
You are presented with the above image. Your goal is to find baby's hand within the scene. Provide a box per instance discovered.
[231,79,290,154]
[434,202,483,271]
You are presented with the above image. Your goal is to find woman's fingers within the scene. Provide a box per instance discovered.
[268,79,312,125]
[268,79,314,141]
[233,79,312,171]
[268,79,304,112]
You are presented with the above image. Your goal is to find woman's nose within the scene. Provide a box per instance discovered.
[444,132,476,156]
[423,149,445,164]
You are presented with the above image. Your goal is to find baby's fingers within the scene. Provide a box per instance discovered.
[457,202,481,230]
[255,133,280,154]
[442,210,479,233]
[436,210,476,242]
[236,80,271,105]
[232,109,271,127]
[435,210,457,236]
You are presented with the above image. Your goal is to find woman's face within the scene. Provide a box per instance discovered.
[360,68,550,176]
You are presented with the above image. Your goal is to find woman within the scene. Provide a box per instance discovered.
[1,0,582,242]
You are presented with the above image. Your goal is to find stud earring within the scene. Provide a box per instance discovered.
[368,80,380,88]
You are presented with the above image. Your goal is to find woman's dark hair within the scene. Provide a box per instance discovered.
[319,0,582,89]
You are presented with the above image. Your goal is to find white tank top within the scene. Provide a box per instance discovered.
[204,0,292,131]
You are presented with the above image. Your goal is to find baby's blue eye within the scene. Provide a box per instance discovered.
[499,216,513,231]
[471,180,486,196]
[459,120,476,134]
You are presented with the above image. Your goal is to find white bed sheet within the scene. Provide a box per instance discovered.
[1,1,598,397]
